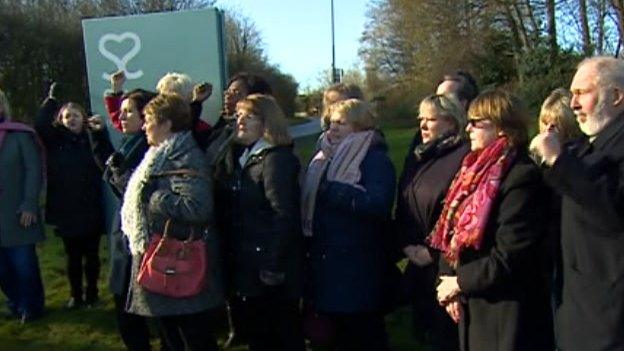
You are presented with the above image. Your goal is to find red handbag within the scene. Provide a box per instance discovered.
[137,219,208,298]
[302,303,334,345]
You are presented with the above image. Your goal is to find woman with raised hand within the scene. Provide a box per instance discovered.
[395,94,469,350]
[107,71,213,148]
[35,83,104,309]
[121,93,223,351]
[222,94,305,351]
[533,88,581,156]
[302,99,396,351]
[204,72,272,166]
[0,88,45,323]
[530,88,582,315]
[429,90,553,350]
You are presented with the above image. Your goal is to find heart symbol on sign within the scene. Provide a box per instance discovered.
[98,32,144,81]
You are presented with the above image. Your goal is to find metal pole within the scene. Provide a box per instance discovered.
[331,0,337,83]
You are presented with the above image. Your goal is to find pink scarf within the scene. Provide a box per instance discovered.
[427,137,515,267]
[0,121,37,148]
[301,130,375,237]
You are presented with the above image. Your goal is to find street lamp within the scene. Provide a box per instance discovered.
[331,0,338,83]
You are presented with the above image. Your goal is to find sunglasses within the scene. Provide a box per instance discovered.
[467,117,492,129]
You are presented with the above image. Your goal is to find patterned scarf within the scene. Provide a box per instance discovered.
[301,130,375,237]
[427,137,515,267]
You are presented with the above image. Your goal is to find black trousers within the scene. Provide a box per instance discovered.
[158,309,219,351]
[61,234,101,301]
[231,292,306,351]
[114,294,152,351]
[318,312,389,351]
[113,252,183,351]
[408,264,459,351]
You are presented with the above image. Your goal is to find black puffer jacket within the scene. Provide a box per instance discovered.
[35,98,103,237]
[222,141,303,299]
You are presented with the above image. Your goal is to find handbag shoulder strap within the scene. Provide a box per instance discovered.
[162,218,203,241]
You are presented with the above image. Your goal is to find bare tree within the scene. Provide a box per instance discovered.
[579,0,593,54]
[611,0,624,55]
[546,0,558,60]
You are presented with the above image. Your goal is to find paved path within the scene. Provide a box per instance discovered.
[289,117,322,138]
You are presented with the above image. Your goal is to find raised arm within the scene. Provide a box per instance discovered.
[104,70,126,131]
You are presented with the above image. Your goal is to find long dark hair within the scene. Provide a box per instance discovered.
[123,89,157,119]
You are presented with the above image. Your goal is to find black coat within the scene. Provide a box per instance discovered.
[395,134,468,349]
[441,153,554,351]
[544,115,624,351]
[89,128,149,295]
[223,143,303,299]
[35,98,103,237]
[396,135,469,248]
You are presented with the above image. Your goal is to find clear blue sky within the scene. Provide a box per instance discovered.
[215,0,369,90]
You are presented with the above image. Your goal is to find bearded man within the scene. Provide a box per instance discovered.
[531,56,624,351]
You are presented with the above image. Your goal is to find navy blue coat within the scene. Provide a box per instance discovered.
[307,141,396,313]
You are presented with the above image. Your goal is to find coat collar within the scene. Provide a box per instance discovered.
[591,112,624,152]
[568,112,624,157]
[238,138,275,167]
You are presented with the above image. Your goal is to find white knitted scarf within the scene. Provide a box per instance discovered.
[120,132,187,255]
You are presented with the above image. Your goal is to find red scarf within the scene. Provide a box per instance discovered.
[427,137,515,267]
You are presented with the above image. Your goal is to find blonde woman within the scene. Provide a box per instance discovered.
[395,94,468,350]
[303,99,395,350]
[538,88,581,143]
[320,83,364,130]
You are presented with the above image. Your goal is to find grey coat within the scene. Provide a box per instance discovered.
[0,132,45,247]
[126,132,224,317]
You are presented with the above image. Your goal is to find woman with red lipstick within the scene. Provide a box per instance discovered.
[429,90,553,351]
[35,83,104,309]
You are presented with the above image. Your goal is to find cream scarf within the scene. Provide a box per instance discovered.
[301,130,374,237]
[120,132,189,255]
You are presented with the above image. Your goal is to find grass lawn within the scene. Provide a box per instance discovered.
[0,125,427,351]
